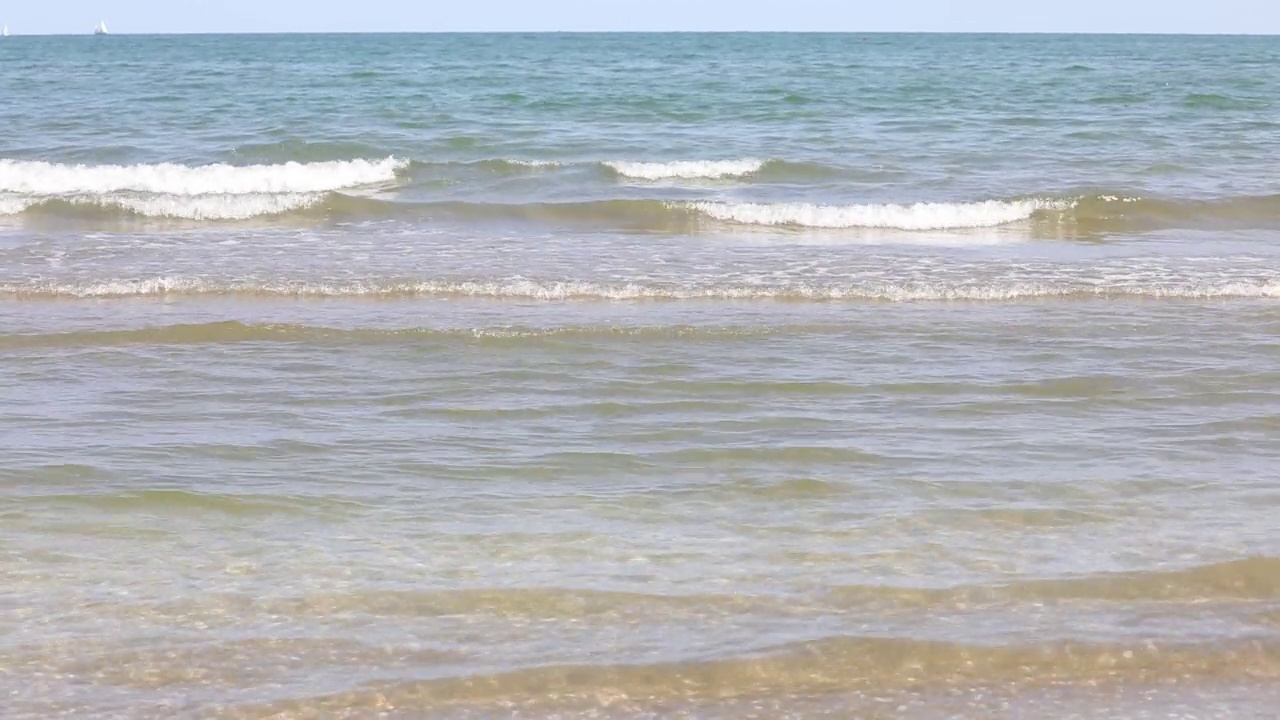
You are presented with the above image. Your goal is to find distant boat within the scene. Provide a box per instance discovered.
[2,25,9,37]
[93,20,108,35]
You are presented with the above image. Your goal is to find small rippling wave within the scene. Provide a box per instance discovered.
[0,321,787,349]
[230,635,1280,715]
[6,275,1279,301]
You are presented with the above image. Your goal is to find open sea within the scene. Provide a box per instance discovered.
[2,32,1279,718]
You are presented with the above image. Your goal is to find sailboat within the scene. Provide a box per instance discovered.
[2,25,9,37]
[93,20,108,35]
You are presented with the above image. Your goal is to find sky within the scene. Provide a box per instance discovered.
[3,1,1280,36]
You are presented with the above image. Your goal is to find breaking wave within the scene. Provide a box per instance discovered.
[90,193,326,220]
[0,195,36,216]
[0,158,403,220]
[4,157,1280,234]
[687,198,1066,229]
[0,193,1064,229]
[0,157,407,195]
[604,159,767,180]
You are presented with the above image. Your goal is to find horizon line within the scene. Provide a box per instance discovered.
[4,29,1280,37]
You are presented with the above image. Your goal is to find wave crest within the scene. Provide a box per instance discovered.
[605,159,766,180]
[687,199,1067,230]
[0,157,407,196]
[93,193,325,220]
[0,195,36,216]
[0,193,328,220]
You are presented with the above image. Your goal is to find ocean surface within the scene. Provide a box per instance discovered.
[2,32,1279,718]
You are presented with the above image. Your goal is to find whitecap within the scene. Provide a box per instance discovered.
[605,159,766,180]
[685,198,1069,230]
[0,157,406,196]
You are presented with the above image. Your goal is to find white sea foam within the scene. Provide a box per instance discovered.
[8,277,1280,301]
[0,192,323,220]
[605,159,766,180]
[87,193,326,220]
[0,194,36,216]
[0,157,407,196]
[686,199,1066,230]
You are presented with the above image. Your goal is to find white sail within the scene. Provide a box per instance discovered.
[2,25,9,37]
[94,20,108,35]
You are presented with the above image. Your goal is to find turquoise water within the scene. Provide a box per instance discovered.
[2,34,1280,718]
[4,34,1280,203]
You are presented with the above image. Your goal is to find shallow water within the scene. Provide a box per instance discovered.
[1,33,1279,718]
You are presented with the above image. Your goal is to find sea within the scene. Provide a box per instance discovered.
[1,32,1279,719]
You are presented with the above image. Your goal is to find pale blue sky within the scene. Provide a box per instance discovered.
[4,1,1279,36]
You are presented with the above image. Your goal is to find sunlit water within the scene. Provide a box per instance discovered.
[1,33,1279,718]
